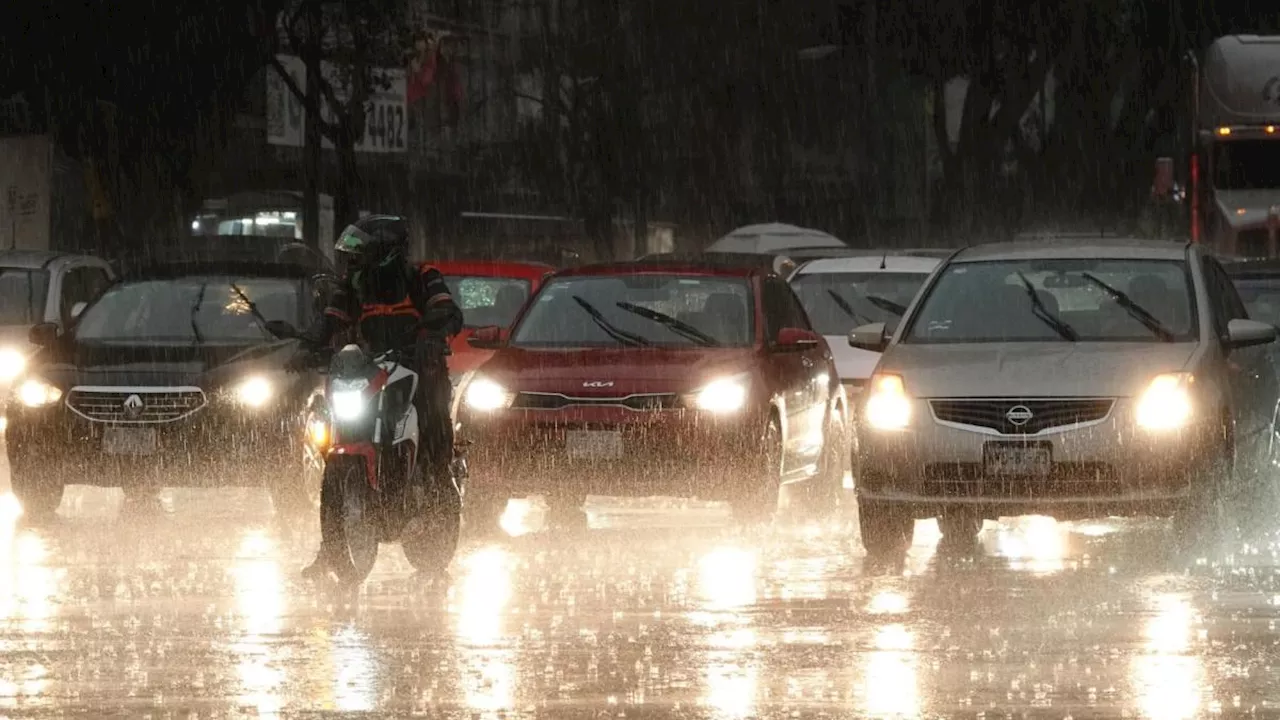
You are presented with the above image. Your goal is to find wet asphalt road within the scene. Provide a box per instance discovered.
[4,452,1280,718]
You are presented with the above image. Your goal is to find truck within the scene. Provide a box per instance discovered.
[0,134,95,254]
[1188,35,1280,257]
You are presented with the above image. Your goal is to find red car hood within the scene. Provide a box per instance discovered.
[479,347,757,395]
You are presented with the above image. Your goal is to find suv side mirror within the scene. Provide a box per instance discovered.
[1226,318,1277,349]
[29,322,59,348]
[70,302,88,320]
[848,322,889,352]
[775,327,821,349]
[468,325,507,349]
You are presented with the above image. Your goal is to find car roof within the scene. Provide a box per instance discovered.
[636,251,782,269]
[431,259,555,280]
[556,259,761,278]
[0,250,93,270]
[120,260,316,281]
[793,255,941,275]
[951,237,1190,262]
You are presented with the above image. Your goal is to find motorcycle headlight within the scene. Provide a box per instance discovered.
[235,375,274,408]
[1135,372,1194,430]
[864,373,911,430]
[692,373,750,413]
[330,389,368,421]
[0,348,25,382]
[464,377,513,412]
[16,378,62,408]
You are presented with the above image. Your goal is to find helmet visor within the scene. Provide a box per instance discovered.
[334,225,374,256]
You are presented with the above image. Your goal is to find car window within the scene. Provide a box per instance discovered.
[75,276,302,343]
[904,258,1198,343]
[60,266,112,325]
[442,275,531,329]
[1202,258,1247,337]
[790,271,930,336]
[1231,277,1280,326]
[762,277,810,340]
[0,268,50,325]
[511,274,754,348]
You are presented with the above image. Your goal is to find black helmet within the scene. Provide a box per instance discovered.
[334,215,409,270]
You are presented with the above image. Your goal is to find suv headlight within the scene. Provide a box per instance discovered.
[1135,372,1194,430]
[16,378,62,408]
[235,375,274,408]
[864,373,910,430]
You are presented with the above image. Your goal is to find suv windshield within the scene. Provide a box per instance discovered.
[443,275,531,329]
[0,268,49,325]
[905,259,1197,343]
[76,276,301,343]
[790,271,930,336]
[512,274,754,348]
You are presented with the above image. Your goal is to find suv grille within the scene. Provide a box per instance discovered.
[67,387,206,423]
[511,392,679,411]
[929,398,1114,435]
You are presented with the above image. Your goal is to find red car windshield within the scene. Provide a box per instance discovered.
[443,275,532,329]
[511,274,754,348]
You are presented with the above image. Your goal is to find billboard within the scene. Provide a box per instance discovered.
[266,54,408,153]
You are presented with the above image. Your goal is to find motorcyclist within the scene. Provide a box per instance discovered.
[291,214,463,578]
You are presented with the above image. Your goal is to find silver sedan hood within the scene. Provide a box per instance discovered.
[879,342,1199,398]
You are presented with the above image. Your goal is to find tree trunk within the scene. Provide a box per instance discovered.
[334,139,359,231]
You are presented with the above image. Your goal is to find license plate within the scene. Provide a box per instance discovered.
[102,427,158,456]
[983,443,1050,476]
[566,430,623,460]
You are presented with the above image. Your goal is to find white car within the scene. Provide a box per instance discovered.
[788,254,941,402]
[0,251,116,430]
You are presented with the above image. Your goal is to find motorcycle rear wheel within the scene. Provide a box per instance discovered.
[323,457,380,586]
[402,483,461,575]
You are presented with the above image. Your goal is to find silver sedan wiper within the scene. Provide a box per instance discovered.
[1080,273,1175,342]
[1015,272,1078,341]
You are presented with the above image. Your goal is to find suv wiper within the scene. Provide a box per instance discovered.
[229,282,282,340]
[1015,272,1078,341]
[826,289,872,325]
[615,301,720,346]
[1080,273,1175,342]
[189,282,207,344]
[572,295,651,347]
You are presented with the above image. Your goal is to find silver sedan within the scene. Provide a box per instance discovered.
[848,237,1279,554]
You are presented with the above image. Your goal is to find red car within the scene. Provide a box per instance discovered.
[434,260,554,376]
[456,260,849,528]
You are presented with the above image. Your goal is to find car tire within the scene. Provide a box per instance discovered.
[858,500,914,556]
[731,415,783,524]
[1172,427,1232,543]
[10,468,63,521]
[804,407,849,517]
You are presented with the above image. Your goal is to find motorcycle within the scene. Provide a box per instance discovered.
[281,320,463,585]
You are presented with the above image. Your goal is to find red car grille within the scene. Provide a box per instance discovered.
[511,392,680,411]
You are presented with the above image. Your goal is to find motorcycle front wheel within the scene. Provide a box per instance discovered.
[323,456,380,586]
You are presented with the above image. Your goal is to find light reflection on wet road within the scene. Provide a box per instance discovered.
[2,454,1280,716]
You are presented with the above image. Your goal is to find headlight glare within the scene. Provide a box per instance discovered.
[464,377,512,412]
[331,389,367,420]
[864,373,910,430]
[235,375,274,407]
[1135,372,1193,430]
[307,418,330,447]
[17,379,62,408]
[0,348,25,382]
[693,374,749,413]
